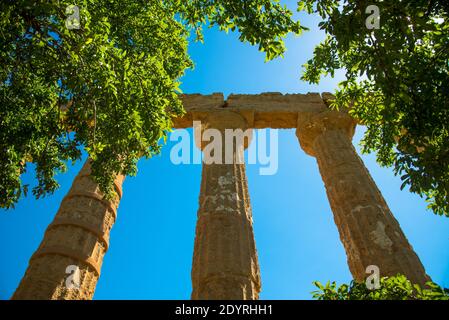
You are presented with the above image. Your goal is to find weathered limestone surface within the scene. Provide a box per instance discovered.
[191,111,261,300]
[227,92,326,129]
[175,93,225,129]
[12,160,124,300]
[296,110,430,285]
[174,92,327,129]
[12,92,430,300]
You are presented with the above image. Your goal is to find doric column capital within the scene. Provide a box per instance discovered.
[79,159,125,200]
[296,110,357,157]
[193,110,253,151]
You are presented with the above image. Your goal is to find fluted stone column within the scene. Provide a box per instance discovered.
[296,110,429,285]
[12,160,124,300]
[191,111,261,300]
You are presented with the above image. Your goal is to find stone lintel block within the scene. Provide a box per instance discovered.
[173,92,329,129]
[173,93,226,128]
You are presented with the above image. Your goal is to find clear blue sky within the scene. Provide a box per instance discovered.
[1,9,448,300]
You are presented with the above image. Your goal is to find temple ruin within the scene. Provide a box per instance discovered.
[11,92,429,300]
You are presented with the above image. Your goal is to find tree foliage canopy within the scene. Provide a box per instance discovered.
[298,0,449,216]
[0,0,302,208]
[312,274,449,300]
[3,0,448,218]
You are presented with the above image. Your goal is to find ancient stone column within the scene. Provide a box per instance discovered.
[191,111,261,300]
[12,160,124,300]
[296,110,430,285]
